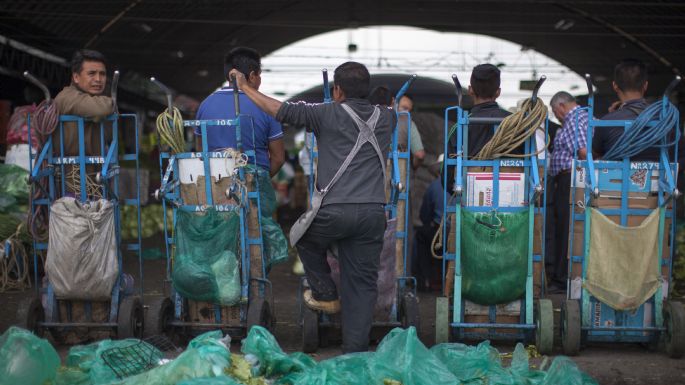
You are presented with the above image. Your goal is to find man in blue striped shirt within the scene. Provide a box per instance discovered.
[548,91,588,292]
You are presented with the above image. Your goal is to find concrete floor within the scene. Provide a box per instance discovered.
[2,249,685,385]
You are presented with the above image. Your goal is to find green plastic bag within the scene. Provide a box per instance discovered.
[113,331,230,385]
[0,326,60,385]
[461,209,529,305]
[262,217,288,267]
[55,338,163,385]
[176,376,242,385]
[0,164,29,211]
[173,210,241,305]
[245,166,287,268]
[282,353,374,385]
[369,327,458,385]
[430,341,504,382]
[241,326,315,378]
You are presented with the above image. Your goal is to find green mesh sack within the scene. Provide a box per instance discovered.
[172,210,241,305]
[461,209,529,305]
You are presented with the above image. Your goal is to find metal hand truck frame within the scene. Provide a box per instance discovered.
[435,74,553,354]
[18,71,145,340]
[561,74,684,358]
[149,76,273,340]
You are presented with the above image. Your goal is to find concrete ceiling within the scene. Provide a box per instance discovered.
[2,0,684,102]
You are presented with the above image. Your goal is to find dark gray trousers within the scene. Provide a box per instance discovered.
[296,202,386,353]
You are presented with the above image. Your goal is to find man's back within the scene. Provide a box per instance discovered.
[466,101,513,157]
[592,98,660,160]
[276,98,395,205]
[196,87,283,171]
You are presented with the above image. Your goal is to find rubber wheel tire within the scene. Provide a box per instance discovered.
[16,297,44,336]
[561,299,581,356]
[118,296,143,339]
[144,296,173,338]
[301,305,319,353]
[534,299,554,355]
[664,300,685,359]
[247,298,272,332]
[400,292,420,329]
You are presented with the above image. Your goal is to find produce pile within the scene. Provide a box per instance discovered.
[119,204,172,240]
[1,325,598,385]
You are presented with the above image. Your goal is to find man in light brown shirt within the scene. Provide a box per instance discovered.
[53,49,114,158]
[53,50,114,196]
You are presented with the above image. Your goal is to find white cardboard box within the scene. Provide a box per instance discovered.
[466,172,525,207]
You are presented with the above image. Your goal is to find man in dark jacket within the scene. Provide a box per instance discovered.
[231,62,396,353]
[443,64,511,193]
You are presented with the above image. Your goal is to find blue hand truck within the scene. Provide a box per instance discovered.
[299,72,420,352]
[19,70,145,341]
[562,74,684,358]
[435,74,553,353]
[150,76,272,340]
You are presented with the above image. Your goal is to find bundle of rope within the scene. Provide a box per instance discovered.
[474,97,548,160]
[66,165,103,199]
[0,223,31,292]
[28,99,59,241]
[156,107,186,154]
[603,100,680,160]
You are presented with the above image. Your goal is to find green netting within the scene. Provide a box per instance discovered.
[461,209,529,305]
[172,209,241,305]
[0,326,60,385]
[112,331,230,385]
[54,339,162,385]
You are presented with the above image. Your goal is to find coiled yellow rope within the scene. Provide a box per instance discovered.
[156,107,186,154]
[474,98,548,160]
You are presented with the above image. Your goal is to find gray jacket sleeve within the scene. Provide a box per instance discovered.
[275,101,328,134]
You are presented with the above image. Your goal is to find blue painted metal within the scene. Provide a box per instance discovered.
[157,88,268,332]
[570,74,679,346]
[27,111,142,334]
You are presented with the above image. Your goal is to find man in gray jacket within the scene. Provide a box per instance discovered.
[231,62,395,353]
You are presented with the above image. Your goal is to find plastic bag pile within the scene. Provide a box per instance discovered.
[0,325,598,385]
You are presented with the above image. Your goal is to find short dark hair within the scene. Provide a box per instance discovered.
[71,49,107,74]
[614,59,648,93]
[368,85,393,106]
[470,64,501,99]
[224,47,261,80]
[334,62,370,99]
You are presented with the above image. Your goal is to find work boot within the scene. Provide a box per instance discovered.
[303,289,340,314]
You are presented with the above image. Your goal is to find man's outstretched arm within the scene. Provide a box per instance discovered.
[229,69,282,117]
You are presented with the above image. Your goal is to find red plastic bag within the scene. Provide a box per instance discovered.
[6,105,37,147]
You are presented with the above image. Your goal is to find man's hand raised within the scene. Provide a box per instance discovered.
[229,69,248,90]
[228,68,282,117]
